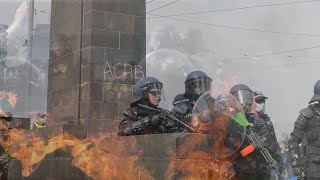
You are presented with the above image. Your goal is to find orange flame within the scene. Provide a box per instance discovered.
[166,103,240,179]
[0,129,154,179]
[6,92,17,109]
[213,76,240,95]
[0,91,17,117]
[165,133,236,180]
[68,134,153,180]
[1,129,67,176]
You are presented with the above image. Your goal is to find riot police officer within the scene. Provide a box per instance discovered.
[172,94,188,106]
[254,91,268,116]
[230,84,281,180]
[171,70,212,130]
[254,91,283,179]
[118,77,169,136]
[288,80,320,179]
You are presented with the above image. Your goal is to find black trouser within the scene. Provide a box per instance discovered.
[306,162,320,179]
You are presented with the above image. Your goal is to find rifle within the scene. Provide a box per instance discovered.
[233,113,281,175]
[240,126,281,176]
[138,104,196,133]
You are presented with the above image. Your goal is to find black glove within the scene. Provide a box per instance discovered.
[245,113,256,121]
[149,112,167,126]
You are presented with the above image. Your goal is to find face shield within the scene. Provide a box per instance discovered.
[185,77,212,96]
[141,82,166,101]
[192,92,246,158]
[233,90,254,105]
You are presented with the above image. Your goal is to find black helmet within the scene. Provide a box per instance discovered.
[309,80,320,104]
[253,91,268,103]
[132,77,163,106]
[229,84,254,105]
[172,94,188,106]
[184,71,212,101]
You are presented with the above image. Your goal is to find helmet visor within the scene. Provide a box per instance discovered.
[141,82,166,100]
[186,77,212,96]
[234,90,254,105]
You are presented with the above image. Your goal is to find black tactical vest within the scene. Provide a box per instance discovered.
[305,105,320,148]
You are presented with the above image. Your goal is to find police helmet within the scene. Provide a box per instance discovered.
[309,80,320,104]
[229,84,254,105]
[184,71,212,98]
[172,94,188,106]
[132,77,163,104]
[253,91,268,103]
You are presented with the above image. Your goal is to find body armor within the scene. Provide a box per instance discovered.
[170,96,194,132]
[254,114,283,174]
[233,113,282,179]
[118,106,180,136]
[119,107,165,136]
[288,104,320,179]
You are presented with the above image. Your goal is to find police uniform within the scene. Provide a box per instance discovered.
[288,81,320,179]
[252,114,283,179]
[230,84,282,180]
[118,106,168,135]
[118,77,171,136]
[171,71,212,132]
[253,91,283,178]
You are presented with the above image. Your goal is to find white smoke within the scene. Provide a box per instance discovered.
[6,0,28,39]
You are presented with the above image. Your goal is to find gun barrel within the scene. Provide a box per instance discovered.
[247,129,280,175]
[260,148,281,175]
[138,104,160,113]
[166,113,196,133]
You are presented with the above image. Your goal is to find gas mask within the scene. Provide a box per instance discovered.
[256,102,266,114]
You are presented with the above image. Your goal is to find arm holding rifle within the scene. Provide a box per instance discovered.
[118,107,165,136]
[238,113,281,176]
[242,126,281,175]
[138,104,196,133]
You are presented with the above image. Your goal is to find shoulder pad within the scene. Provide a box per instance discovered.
[299,107,313,118]
[122,108,137,118]
[294,114,308,129]
[261,114,270,120]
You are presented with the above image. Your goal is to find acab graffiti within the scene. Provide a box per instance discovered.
[104,61,145,80]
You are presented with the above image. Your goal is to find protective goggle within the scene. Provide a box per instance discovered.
[185,77,212,95]
[233,90,254,105]
[141,83,165,99]
[147,90,162,97]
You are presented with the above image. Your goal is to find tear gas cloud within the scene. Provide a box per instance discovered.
[146,0,320,140]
